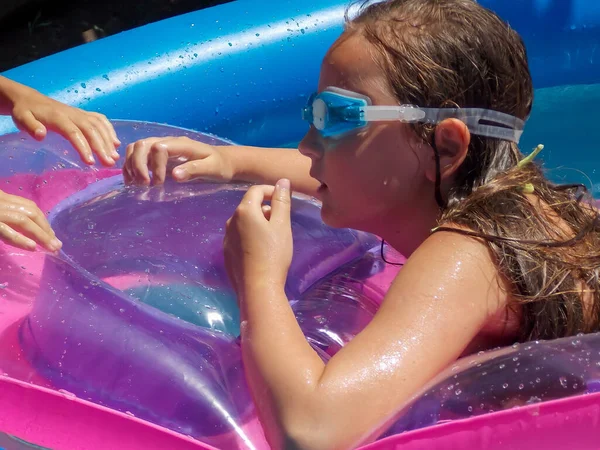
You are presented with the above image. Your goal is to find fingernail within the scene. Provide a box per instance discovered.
[112,150,120,159]
[50,238,62,250]
[173,168,186,179]
[277,178,290,191]
[88,155,95,164]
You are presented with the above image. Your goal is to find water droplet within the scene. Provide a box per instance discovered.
[58,389,76,399]
[454,389,462,396]
[559,376,568,388]
[95,88,102,92]
[125,411,135,417]
[228,42,232,46]
[467,405,473,412]
[526,396,542,404]
[102,74,110,81]
[499,364,506,369]
[518,383,524,390]
[80,83,87,88]
[119,308,125,313]
[502,383,508,389]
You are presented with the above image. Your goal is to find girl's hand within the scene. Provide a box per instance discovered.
[0,189,61,252]
[223,179,293,299]
[123,136,234,185]
[7,81,120,166]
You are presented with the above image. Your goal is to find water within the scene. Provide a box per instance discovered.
[521,83,600,192]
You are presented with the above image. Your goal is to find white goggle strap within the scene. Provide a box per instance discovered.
[361,106,525,144]
[421,107,525,144]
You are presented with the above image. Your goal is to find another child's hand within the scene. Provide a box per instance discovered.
[123,136,234,185]
[223,180,293,299]
[0,190,62,252]
[9,83,120,166]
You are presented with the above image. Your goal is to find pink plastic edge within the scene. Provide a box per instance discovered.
[361,391,600,450]
[0,375,216,450]
[3,369,600,450]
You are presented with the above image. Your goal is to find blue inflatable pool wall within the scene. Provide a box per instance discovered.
[1,0,600,184]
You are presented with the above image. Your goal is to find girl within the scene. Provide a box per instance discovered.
[0,76,120,251]
[123,0,600,448]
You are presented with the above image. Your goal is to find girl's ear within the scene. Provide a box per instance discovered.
[424,118,471,183]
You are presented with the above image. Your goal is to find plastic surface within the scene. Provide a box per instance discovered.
[3,122,600,449]
[0,121,387,449]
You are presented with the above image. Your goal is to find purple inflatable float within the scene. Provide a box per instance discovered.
[1,121,600,450]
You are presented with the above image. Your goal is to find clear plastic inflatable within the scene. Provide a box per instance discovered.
[2,121,600,450]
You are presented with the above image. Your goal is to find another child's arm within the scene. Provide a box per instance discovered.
[224,182,511,450]
[0,189,61,252]
[0,76,120,166]
[122,136,320,197]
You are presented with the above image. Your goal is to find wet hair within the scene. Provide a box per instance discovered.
[346,0,600,341]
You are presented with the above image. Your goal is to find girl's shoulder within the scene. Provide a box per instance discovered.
[397,224,519,351]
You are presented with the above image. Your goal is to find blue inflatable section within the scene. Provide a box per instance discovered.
[1,0,600,182]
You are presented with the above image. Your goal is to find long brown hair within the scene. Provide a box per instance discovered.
[347,0,600,341]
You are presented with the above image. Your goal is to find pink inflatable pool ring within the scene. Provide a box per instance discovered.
[1,121,600,450]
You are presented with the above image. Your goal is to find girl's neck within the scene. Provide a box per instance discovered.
[376,204,441,258]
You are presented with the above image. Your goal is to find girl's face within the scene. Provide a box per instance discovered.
[299,34,435,236]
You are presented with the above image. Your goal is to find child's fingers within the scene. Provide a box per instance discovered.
[261,205,272,220]
[89,112,121,148]
[129,139,160,184]
[85,114,119,161]
[149,143,170,185]
[47,117,95,165]
[76,119,115,167]
[270,179,292,225]
[0,222,37,251]
[123,143,135,184]
[12,109,46,140]
[0,212,60,252]
[1,195,55,238]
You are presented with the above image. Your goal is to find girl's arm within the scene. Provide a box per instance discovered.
[122,136,320,197]
[228,186,511,450]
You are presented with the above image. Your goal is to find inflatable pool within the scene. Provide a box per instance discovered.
[1,1,600,449]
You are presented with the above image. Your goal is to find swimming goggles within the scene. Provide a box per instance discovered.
[301,86,525,143]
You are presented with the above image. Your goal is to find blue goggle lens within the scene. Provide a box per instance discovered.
[302,90,369,138]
